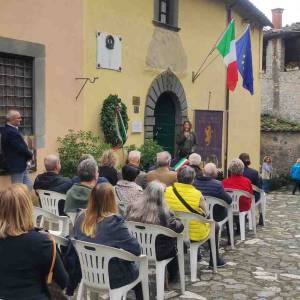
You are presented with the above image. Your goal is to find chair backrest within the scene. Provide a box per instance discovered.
[72,239,144,290]
[37,189,66,216]
[33,206,69,236]
[224,188,253,213]
[50,233,69,248]
[204,196,231,220]
[125,221,180,261]
[173,210,213,242]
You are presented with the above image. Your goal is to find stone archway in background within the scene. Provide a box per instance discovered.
[144,69,188,150]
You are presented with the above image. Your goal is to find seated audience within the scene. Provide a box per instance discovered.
[239,153,261,202]
[127,150,147,189]
[147,151,177,187]
[98,150,119,186]
[0,184,68,300]
[126,181,184,282]
[194,163,232,222]
[115,165,143,215]
[188,153,203,178]
[74,183,143,299]
[72,154,108,184]
[222,158,253,212]
[64,158,98,213]
[165,166,225,267]
[34,154,73,194]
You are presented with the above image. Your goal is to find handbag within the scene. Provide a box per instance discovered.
[172,185,206,217]
[47,235,69,300]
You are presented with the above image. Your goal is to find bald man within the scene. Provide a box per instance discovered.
[1,110,33,189]
[34,154,73,194]
[194,163,232,222]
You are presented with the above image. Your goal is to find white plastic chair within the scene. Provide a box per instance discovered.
[72,239,149,300]
[33,206,69,237]
[205,196,234,249]
[252,185,267,226]
[224,189,256,241]
[66,212,78,225]
[173,211,216,282]
[126,221,185,300]
[37,189,66,216]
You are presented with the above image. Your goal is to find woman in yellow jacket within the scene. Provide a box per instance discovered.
[165,165,225,267]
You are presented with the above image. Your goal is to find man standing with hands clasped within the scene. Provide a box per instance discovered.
[1,110,33,190]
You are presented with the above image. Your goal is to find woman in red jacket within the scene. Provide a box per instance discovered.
[223,158,253,212]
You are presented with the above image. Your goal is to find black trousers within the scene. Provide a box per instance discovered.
[293,180,300,194]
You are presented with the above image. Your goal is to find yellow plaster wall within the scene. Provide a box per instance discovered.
[83,0,263,169]
[0,0,84,187]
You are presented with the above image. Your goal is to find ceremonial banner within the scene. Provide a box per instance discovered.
[194,110,223,168]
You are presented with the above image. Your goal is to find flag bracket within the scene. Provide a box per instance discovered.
[75,77,99,100]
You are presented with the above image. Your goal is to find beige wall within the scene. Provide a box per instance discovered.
[0,0,84,187]
[83,0,262,169]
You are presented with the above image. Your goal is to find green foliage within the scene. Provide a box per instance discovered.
[124,140,163,171]
[57,130,110,177]
[261,114,300,132]
[100,94,129,147]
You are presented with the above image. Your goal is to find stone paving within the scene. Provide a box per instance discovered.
[164,190,300,300]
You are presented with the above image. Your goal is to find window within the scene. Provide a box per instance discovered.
[284,37,300,71]
[154,0,179,31]
[0,53,34,174]
[159,0,169,24]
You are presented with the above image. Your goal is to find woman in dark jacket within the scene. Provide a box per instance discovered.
[98,150,119,185]
[126,181,184,282]
[176,120,197,159]
[0,184,68,300]
[73,182,143,298]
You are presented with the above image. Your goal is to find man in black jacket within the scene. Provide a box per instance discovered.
[193,162,232,222]
[1,110,33,189]
[34,154,73,194]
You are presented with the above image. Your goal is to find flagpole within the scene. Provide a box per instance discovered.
[192,22,233,83]
[224,9,232,177]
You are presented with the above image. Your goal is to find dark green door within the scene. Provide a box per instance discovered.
[154,93,176,155]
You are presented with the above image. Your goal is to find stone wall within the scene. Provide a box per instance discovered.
[261,131,300,177]
[262,70,300,122]
[261,37,300,122]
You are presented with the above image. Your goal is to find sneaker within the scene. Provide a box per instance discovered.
[209,257,226,268]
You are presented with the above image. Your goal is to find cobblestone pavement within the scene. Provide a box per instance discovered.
[163,191,300,300]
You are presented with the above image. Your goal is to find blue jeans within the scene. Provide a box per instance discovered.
[262,179,271,193]
[11,169,33,191]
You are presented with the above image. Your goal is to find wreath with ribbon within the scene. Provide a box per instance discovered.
[100,94,129,147]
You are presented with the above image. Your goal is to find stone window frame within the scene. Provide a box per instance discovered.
[0,36,45,175]
[153,0,180,32]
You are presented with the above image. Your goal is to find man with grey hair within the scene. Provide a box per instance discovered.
[126,150,147,189]
[33,154,73,195]
[194,162,232,222]
[1,109,33,189]
[64,158,99,213]
[147,151,177,187]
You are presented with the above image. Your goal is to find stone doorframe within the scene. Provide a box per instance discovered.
[144,69,188,141]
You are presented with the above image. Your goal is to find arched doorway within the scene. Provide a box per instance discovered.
[144,69,188,156]
[154,92,176,154]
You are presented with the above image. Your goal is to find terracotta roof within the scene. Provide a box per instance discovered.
[222,0,273,27]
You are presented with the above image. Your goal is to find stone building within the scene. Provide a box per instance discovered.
[0,0,271,187]
[262,9,300,122]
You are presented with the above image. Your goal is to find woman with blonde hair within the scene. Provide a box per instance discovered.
[98,150,119,185]
[0,184,68,300]
[73,182,143,299]
[262,156,272,193]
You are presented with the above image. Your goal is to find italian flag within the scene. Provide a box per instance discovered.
[216,19,238,91]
